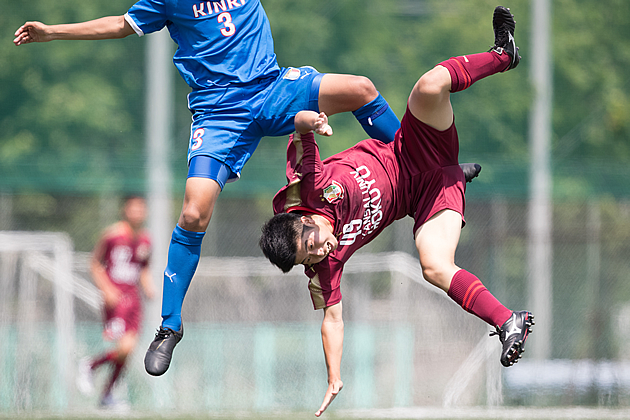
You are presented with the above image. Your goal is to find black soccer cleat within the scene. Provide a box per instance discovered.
[490,310,534,367]
[144,325,183,376]
[490,6,520,71]
[460,163,482,183]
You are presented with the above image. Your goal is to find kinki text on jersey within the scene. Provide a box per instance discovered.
[192,0,246,18]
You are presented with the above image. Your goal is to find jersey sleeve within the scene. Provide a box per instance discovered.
[287,132,324,182]
[125,0,168,36]
[306,258,344,310]
[273,132,325,214]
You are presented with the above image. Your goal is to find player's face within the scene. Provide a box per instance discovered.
[124,197,147,228]
[295,219,338,266]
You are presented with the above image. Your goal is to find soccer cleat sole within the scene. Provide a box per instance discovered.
[503,312,534,367]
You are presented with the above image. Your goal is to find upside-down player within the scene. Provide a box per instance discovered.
[259,7,534,416]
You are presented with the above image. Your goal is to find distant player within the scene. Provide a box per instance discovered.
[14,0,401,376]
[259,7,533,416]
[77,196,154,407]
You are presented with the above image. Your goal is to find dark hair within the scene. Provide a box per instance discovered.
[123,194,145,205]
[259,212,304,273]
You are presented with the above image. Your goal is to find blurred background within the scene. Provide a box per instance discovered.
[1,0,630,415]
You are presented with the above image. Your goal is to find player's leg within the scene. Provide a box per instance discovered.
[414,209,463,290]
[408,65,455,132]
[145,175,222,376]
[100,331,138,406]
[318,73,400,143]
[415,209,512,327]
[146,80,274,376]
[408,6,519,129]
[160,176,220,329]
[414,209,532,366]
[77,311,124,396]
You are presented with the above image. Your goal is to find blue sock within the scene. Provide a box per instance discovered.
[352,93,400,143]
[161,225,205,331]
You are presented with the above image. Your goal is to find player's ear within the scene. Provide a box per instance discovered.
[300,215,316,226]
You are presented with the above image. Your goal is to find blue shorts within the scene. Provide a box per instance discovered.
[186,66,324,185]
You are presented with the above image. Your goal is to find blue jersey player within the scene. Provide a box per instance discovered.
[14,0,401,376]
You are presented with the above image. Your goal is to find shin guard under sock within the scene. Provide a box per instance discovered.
[161,225,205,331]
[352,93,400,143]
[447,269,512,327]
[438,51,511,93]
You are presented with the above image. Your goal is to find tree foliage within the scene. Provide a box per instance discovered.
[1,0,629,197]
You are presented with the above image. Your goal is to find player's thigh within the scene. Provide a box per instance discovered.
[318,73,378,116]
[117,330,139,359]
[408,66,454,131]
[414,209,462,288]
[179,177,222,231]
[256,66,323,136]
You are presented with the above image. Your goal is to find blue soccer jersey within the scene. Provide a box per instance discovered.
[125,0,280,89]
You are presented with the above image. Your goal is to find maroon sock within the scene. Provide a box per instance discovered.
[438,51,511,92]
[90,350,118,370]
[447,269,512,327]
[102,360,125,398]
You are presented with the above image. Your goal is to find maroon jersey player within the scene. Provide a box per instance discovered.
[77,196,155,407]
[259,7,533,416]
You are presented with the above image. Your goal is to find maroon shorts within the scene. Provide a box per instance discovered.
[395,106,466,234]
[103,293,142,341]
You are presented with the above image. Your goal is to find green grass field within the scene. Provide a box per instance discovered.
[4,407,630,420]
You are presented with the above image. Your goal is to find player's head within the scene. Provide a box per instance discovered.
[260,212,338,272]
[122,195,146,229]
[260,213,303,273]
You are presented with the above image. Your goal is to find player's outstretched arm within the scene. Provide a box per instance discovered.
[14,16,134,46]
[295,110,333,136]
[316,302,344,417]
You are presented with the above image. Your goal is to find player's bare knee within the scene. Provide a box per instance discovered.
[416,66,452,96]
[350,75,378,102]
[420,263,450,290]
[420,264,438,284]
[179,205,211,231]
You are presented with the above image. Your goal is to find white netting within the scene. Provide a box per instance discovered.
[0,234,496,413]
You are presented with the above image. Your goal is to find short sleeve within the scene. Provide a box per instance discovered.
[125,0,169,36]
[306,258,344,310]
[272,132,326,214]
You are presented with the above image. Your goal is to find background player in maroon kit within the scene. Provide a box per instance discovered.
[259,7,533,417]
[77,196,155,407]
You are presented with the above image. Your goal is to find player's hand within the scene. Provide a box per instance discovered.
[313,112,333,137]
[315,379,343,417]
[14,22,52,46]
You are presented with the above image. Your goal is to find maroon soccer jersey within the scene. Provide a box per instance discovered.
[272,107,467,310]
[97,222,151,338]
[99,223,151,297]
[272,132,407,309]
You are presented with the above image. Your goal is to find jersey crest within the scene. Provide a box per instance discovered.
[322,180,344,203]
[283,67,301,80]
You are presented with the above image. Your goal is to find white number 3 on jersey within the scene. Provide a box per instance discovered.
[218,12,236,37]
